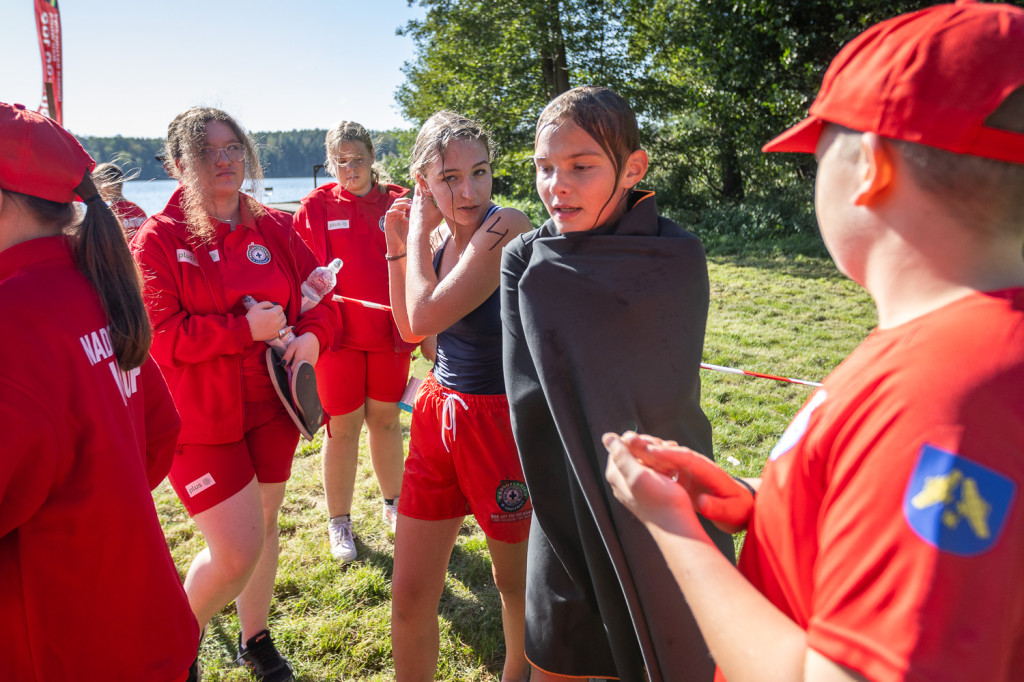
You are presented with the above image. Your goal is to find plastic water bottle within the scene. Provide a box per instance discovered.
[300,258,343,312]
[242,295,294,354]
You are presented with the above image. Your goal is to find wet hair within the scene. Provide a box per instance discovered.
[7,177,151,370]
[324,121,392,194]
[893,85,1024,233]
[409,111,494,185]
[535,85,640,183]
[163,107,264,241]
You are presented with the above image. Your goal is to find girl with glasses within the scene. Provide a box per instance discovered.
[132,106,336,682]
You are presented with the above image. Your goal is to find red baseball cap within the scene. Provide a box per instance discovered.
[763,1,1024,164]
[0,102,96,203]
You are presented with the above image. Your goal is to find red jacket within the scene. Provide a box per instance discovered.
[293,181,415,352]
[133,187,336,444]
[109,198,147,240]
[0,236,196,681]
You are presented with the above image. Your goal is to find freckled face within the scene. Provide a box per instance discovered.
[422,138,493,228]
[534,120,626,233]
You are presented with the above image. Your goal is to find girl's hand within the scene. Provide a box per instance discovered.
[604,431,754,534]
[409,185,445,235]
[281,331,320,368]
[383,197,411,256]
[245,301,288,342]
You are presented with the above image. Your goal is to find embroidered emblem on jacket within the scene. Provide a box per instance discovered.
[247,243,272,265]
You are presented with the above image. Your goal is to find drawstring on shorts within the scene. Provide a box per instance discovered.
[441,391,469,452]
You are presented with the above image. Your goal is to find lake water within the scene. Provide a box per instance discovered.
[123,176,330,217]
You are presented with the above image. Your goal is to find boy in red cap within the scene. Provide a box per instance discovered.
[604,3,1024,681]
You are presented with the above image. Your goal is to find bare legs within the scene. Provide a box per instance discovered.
[391,515,464,682]
[184,478,288,637]
[236,481,287,640]
[486,537,530,682]
[391,514,529,682]
[322,398,404,518]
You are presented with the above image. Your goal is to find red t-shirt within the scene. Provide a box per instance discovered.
[109,198,147,240]
[726,289,1024,682]
[293,182,408,351]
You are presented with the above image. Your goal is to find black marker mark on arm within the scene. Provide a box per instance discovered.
[486,216,509,250]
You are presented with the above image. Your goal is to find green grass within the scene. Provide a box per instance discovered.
[157,244,877,681]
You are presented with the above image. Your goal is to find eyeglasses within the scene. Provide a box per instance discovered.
[332,155,370,168]
[202,144,246,163]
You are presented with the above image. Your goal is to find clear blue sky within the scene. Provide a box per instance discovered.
[3,0,425,137]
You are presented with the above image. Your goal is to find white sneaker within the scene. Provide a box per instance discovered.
[383,502,399,533]
[328,517,357,562]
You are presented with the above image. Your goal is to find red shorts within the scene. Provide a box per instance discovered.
[399,373,532,543]
[168,399,300,516]
[316,346,412,415]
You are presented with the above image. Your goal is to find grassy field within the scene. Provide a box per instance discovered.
[157,246,877,681]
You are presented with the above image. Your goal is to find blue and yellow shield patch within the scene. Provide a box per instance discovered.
[903,443,1017,556]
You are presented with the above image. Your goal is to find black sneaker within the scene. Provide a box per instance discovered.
[237,629,294,682]
[186,626,206,682]
[186,656,201,682]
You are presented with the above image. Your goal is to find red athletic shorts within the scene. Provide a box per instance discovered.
[316,346,412,415]
[399,373,532,543]
[168,399,300,516]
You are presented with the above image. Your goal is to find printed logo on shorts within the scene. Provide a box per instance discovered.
[495,478,530,513]
[247,243,272,265]
[903,443,1016,556]
[209,249,221,262]
[176,249,198,266]
[378,216,386,232]
[186,474,217,498]
[769,389,827,461]
[327,220,349,230]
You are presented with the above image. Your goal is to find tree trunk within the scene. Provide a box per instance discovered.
[540,1,571,100]
[720,141,744,200]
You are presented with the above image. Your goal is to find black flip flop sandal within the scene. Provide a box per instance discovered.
[266,348,323,441]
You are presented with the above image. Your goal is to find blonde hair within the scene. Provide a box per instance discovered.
[324,120,392,194]
[164,107,265,241]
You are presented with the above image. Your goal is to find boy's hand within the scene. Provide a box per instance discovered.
[604,431,754,534]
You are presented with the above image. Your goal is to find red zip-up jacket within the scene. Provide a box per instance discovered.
[0,236,196,681]
[133,187,336,444]
[293,182,415,352]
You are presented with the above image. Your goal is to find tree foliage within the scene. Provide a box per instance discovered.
[397,0,1023,235]
[397,0,639,196]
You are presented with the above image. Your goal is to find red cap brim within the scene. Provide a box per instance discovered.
[762,117,825,154]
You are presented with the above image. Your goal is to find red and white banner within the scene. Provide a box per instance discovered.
[34,0,63,125]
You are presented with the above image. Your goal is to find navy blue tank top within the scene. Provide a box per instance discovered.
[432,206,505,395]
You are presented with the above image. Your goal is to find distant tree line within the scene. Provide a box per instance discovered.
[76,129,407,182]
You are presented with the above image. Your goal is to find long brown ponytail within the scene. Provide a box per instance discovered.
[71,173,151,370]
